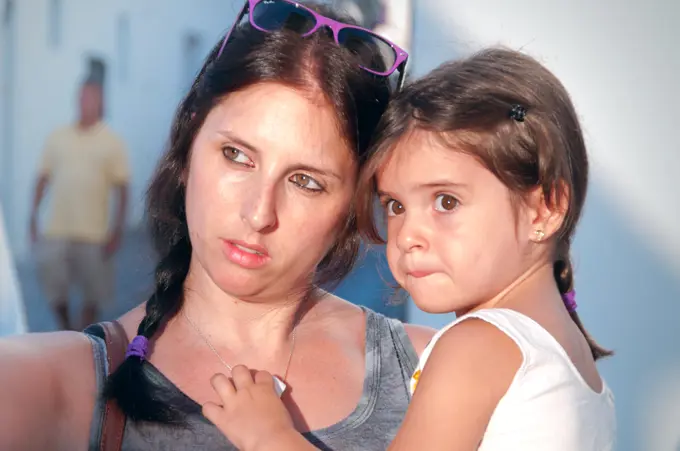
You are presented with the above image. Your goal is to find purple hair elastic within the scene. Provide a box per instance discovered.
[125,335,149,360]
[562,290,577,313]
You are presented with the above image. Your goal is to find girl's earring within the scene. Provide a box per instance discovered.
[533,229,545,242]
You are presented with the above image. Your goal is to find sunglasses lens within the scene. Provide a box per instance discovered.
[337,28,397,74]
[252,0,316,34]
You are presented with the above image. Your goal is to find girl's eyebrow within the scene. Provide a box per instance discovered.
[378,181,469,198]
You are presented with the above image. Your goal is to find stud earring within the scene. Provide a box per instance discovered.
[533,230,545,241]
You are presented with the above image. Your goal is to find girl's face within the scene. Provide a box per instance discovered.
[184,82,358,301]
[376,129,539,314]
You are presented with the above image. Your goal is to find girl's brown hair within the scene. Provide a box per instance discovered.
[357,48,612,361]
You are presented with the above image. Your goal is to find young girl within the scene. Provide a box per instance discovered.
[201,48,617,450]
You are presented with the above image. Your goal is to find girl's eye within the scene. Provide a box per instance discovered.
[434,194,459,212]
[223,146,253,166]
[386,199,405,217]
[290,174,323,192]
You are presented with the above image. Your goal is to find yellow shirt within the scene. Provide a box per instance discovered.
[39,122,129,243]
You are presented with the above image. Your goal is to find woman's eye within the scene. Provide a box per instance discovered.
[222,146,253,166]
[385,199,404,217]
[434,194,459,212]
[290,174,323,192]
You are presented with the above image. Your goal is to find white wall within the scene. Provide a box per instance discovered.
[5,0,242,259]
[406,1,680,450]
[0,202,26,336]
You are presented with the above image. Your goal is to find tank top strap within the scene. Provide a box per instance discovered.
[461,308,563,367]
[463,309,535,347]
[361,307,419,395]
[83,323,113,451]
[383,314,419,380]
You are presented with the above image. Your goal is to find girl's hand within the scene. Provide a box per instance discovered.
[202,365,300,451]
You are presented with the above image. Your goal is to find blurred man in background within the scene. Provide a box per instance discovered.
[29,78,129,330]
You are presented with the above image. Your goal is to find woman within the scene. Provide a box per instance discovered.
[0,1,432,450]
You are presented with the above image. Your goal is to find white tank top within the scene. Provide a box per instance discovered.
[409,308,616,450]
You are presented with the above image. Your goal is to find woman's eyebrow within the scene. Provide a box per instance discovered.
[287,163,342,180]
[218,130,342,180]
[216,130,261,154]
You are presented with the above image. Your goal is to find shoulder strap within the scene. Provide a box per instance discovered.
[462,308,533,351]
[99,320,129,451]
[384,316,420,378]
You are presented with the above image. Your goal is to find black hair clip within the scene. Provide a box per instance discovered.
[509,104,527,122]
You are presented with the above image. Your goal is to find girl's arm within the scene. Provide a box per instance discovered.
[203,368,318,451]
[387,318,522,450]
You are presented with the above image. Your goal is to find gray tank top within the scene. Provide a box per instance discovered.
[85,308,419,450]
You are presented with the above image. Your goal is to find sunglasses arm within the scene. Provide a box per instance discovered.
[396,60,408,91]
[217,0,251,58]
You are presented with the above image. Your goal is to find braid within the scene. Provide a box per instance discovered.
[102,236,191,424]
[553,241,613,361]
[138,237,190,338]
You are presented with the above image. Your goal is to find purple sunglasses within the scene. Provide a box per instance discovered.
[217,0,409,89]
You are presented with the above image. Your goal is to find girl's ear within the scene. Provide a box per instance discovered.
[526,181,569,243]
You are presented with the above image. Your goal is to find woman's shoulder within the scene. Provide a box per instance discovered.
[402,323,435,357]
[116,303,147,340]
[316,293,435,357]
[0,329,95,380]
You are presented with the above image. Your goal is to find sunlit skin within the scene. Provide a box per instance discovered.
[378,129,539,316]
[183,82,358,306]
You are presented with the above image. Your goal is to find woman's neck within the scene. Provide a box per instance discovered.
[178,267,314,351]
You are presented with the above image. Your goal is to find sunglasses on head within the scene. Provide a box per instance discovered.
[217,0,409,90]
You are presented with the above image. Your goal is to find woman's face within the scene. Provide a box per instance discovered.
[184,82,357,301]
